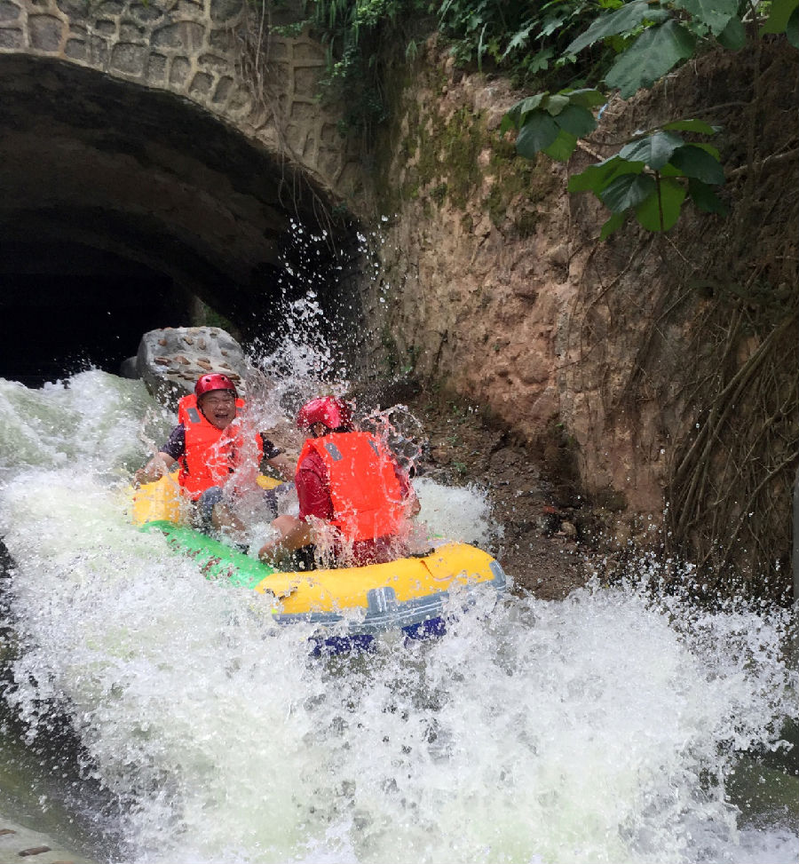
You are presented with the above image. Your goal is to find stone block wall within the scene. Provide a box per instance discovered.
[357,38,797,586]
[0,0,363,202]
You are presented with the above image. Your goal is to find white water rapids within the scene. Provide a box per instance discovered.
[0,370,797,864]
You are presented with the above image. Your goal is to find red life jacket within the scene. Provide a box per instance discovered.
[298,431,406,542]
[177,394,263,501]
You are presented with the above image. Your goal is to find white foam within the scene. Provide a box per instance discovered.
[414,476,498,546]
[0,372,797,864]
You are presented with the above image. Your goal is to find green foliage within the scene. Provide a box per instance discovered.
[436,0,613,87]
[675,0,740,36]
[500,0,795,238]
[304,0,797,135]
[603,19,696,97]
[762,0,799,37]
[307,0,431,133]
[501,88,604,162]
[299,0,795,238]
[566,124,727,236]
[565,0,796,98]
[270,20,307,38]
[305,0,797,136]
[764,0,799,46]
[566,0,670,55]
[306,0,618,121]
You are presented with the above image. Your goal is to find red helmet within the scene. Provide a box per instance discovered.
[195,373,237,399]
[296,396,353,432]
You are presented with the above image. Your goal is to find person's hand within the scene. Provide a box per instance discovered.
[258,540,279,564]
[267,453,294,481]
[133,463,162,488]
[405,491,421,518]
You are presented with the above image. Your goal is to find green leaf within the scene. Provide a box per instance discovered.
[564,88,607,109]
[502,93,547,133]
[620,131,684,170]
[567,0,669,54]
[502,21,536,57]
[544,129,579,161]
[555,104,597,137]
[540,16,565,39]
[788,6,799,47]
[601,173,657,212]
[690,141,721,161]
[514,93,547,116]
[661,119,718,135]
[516,113,560,158]
[545,94,571,116]
[527,48,554,73]
[600,211,626,240]
[717,15,746,49]
[761,0,799,34]
[635,178,686,231]
[672,0,738,35]
[688,178,729,214]
[604,21,697,98]
[669,145,725,184]
[500,114,515,136]
[568,155,643,193]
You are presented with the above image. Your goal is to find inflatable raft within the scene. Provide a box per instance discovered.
[131,474,508,649]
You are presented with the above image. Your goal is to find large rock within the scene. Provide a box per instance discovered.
[0,812,97,863]
[118,355,139,379]
[136,326,252,406]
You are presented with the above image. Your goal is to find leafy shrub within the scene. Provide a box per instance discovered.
[436,0,622,87]
[502,0,797,235]
[308,0,434,134]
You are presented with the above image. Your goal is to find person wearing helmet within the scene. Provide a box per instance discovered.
[257,396,420,568]
[134,373,292,531]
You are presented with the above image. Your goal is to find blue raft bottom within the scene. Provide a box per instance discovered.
[310,615,448,657]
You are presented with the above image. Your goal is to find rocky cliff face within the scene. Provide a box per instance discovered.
[355,38,798,590]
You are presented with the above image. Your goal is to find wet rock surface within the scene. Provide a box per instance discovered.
[136,326,251,405]
[0,815,96,863]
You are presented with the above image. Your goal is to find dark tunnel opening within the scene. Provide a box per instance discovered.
[0,240,187,386]
[0,55,357,387]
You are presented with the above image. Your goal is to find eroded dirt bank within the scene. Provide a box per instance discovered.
[405,389,594,600]
[353,38,797,598]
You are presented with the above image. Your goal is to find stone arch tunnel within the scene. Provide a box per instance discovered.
[0,0,362,385]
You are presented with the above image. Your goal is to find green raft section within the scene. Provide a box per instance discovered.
[141,520,276,589]
[140,519,509,640]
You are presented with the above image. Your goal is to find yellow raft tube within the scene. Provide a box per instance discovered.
[132,474,508,645]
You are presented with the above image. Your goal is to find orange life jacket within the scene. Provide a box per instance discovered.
[298,431,406,542]
[177,394,263,501]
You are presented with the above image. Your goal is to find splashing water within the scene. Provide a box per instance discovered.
[0,371,797,864]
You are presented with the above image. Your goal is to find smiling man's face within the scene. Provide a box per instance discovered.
[199,390,237,429]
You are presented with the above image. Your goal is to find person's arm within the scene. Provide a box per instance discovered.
[133,425,182,487]
[266,453,294,481]
[258,452,329,563]
[133,452,176,487]
[393,460,421,517]
[296,454,334,521]
[260,437,294,481]
[258,515,314,562]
